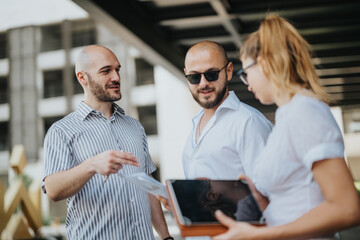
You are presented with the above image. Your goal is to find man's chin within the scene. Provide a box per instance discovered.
[111,93,122,101]
[101,95,121,102]
[199,100,218,109]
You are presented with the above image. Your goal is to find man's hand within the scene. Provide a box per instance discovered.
[45,150,140,201]
[89,150,140,178]
[157,195,172,211]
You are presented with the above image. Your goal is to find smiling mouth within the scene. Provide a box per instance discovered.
[107,83,120,89]
[198,88,214,94]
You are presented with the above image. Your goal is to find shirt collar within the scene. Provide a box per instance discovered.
[193,91,239,122]
[216,91,239,112]
[76,101,125,121]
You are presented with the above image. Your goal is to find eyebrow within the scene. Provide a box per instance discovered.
[187,67,219,74]
[98,65,121,72]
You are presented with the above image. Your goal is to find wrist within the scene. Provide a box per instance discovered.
[84,157,97,175]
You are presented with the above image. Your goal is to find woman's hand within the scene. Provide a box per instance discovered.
[212,210,258,240]
[238,175,269,211]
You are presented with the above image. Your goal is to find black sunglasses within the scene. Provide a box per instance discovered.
[236,61,257,85]
[185,63,229,85]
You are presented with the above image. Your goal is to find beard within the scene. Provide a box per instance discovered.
[191,80,228,109]
[87,73,121,102]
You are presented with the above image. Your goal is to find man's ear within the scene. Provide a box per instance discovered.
[77,71,87,86]
[226,62,233,81]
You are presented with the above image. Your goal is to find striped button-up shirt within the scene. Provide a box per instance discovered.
[43,101,157,240]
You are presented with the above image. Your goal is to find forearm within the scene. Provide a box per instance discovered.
[255,199,360,240]
[257,160,360,239]
[44,160,95,201]
[149,194,171,239]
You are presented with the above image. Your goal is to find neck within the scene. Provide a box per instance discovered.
[203,90,229,117]
[84,98,113,119]
[275,92,292,107]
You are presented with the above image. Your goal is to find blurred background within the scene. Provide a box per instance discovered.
[0,0,359,239]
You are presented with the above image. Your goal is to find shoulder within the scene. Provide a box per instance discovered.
[283,95,341,140]
[48,112,77,131]
[45,112,81,141]
[218,100,272,136]
[285,95,333,123]
[235,101,272,127]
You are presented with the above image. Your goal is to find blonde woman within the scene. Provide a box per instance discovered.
[213,15,360,240]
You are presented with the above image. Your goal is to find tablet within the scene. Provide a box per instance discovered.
[166,179,263,237]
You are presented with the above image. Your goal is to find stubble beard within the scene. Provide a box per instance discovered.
[191,81,228,109]
[87,73,121,102]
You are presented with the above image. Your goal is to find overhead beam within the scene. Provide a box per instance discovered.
[139,0,210,7]
[73,0,185,76]
[210,0,242,49]
[312,42,360,51]
[321,77,360,86]
[313,55,360,65]
[236,3,360,22]
[325,85,360,93]
[178,36,233,45]
[160,15,237,30]
[316,67,360,76]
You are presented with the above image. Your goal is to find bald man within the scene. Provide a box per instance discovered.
[43,45,171,240]
[177,41,272,239]
[182,40,272,181]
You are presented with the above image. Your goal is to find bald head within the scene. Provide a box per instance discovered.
[185,41,229,66]
[75,45,117,74]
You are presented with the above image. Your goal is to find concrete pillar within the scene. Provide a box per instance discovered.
[154,66,200,181]
[62,20,74,113]
[8,26,39,162]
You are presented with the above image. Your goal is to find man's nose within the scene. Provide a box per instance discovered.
[198,74,209,87]
[111,70,120,80]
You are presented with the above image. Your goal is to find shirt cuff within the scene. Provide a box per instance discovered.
[303,142,344,170]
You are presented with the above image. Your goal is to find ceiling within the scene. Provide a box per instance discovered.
[84,0,360,115]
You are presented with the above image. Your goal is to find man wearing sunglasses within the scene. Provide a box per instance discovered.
[182,40,273,187]
[157,41,272,239]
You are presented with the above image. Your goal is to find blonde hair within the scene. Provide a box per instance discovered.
[240,14,330,104]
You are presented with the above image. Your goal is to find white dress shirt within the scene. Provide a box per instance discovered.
[182,91,273,180]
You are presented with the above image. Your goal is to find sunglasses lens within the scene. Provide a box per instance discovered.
[186,74,201,84]
[204,71,219,82]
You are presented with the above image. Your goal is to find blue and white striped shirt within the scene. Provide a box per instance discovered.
[44,101,157,240]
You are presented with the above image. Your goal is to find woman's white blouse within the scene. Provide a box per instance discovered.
[254,94,345,226]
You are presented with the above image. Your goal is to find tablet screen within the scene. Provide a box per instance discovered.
[167,179,262,225]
